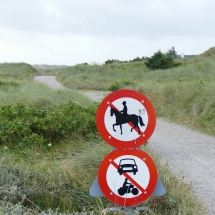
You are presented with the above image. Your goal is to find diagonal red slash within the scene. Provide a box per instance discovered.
[109,103,144,136]
[111,160,145,193]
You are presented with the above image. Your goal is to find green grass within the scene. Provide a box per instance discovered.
[1,48,214,214]
[136,80,215,136]
[40,48,215,136]
[0,141,206,214]
[0,63,36,81]
[0,80,92,107]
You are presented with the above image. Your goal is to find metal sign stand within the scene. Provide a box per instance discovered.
[90,177,165,197]
[90,177,164,214]
[109,206,148,214]
[90,89,165,213]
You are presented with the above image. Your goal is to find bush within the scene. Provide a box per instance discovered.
[108,80,136,91]
[104,59,120,65]
[166,46,178,58]
[145,51,181,70]
[0,102,98,148]
[108,81,121,91]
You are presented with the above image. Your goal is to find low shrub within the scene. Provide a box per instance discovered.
[0,81,19,87]
[108,80,136,91]
[108,81,121,91]
[145,51,181,70]
[0,102,98,148]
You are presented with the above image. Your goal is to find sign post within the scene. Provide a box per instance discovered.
[98,149,158,206]
[90,89,164,213]
[96,89,156,148]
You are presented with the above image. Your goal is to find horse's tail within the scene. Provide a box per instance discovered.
[138,116,145,126]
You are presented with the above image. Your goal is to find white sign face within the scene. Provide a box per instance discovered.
[96,89,156,148]
[106,155,150,198]
[104,98,149,141]
[98,149,158,206]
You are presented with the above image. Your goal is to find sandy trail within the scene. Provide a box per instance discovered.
[34,76,215,215]
[149,119,215,215]
[33,76,65,90]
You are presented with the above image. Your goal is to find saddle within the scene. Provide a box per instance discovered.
[120,114,130,122]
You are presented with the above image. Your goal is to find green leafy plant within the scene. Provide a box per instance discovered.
[166,47,178,58]
[145,50,181,70]
[108,80,136,91]
[0,102,98,148]
[108,81,121,91]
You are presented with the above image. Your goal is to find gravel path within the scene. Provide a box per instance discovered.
[148,119,215,215]
[34,76,215,215]
[33,76,65,90]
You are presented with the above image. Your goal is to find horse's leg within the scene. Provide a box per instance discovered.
[138,116,145,126]
[113,123,117,132]
[131,125,136,132]
[130,115,138,132]
[137,125,140,134]
[120,124,122,134]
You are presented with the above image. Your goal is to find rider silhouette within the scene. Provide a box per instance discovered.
[123,178,130,189]
[120,101,128,119]
[118,178,139,196]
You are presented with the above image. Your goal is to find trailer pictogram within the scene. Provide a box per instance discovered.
[98,149,158,206]
[96,89,156,148]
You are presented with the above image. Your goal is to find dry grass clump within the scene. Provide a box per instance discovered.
[0,153,98,214]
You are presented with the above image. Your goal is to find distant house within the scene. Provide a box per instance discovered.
[177,53,195,59]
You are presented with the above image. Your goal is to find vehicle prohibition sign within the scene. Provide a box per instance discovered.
[96,89,156,148]
[98,149,158,206]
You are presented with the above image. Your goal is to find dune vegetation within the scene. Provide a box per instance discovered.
[1,47,215,214]
[41,47,215,136]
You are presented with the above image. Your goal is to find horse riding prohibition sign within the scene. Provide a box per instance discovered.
[98,149,158,206]
[96,89,156,148]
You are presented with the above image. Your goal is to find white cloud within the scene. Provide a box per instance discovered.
[0,0,215,65]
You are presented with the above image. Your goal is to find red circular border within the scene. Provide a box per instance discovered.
[98,149,158,206]
[96,89,156,148]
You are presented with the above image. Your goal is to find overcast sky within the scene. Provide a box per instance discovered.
[0,0,215,65]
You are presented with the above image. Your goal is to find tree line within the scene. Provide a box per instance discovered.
[104,47,182,70]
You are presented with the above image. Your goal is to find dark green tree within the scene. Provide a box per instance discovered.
[145,50,181,70]
[130,57,142,62]
[166,47,177,58]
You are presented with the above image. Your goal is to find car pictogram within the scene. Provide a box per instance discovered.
[118,158,138,175]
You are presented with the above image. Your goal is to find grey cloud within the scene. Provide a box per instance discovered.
[0,0,215,39]
[0,1,49,32]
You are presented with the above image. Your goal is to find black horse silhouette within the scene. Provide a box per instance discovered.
[110,107,145,135]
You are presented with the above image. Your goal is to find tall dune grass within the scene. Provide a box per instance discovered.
[136,80,215,136]
[0,81,92,107]
[1,50,214,214]
[0,63,36,80]
[43,53,215,136]
[0,141,206,214]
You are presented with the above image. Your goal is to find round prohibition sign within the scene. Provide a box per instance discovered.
[96,89,156,148]
[98,149,158,206]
